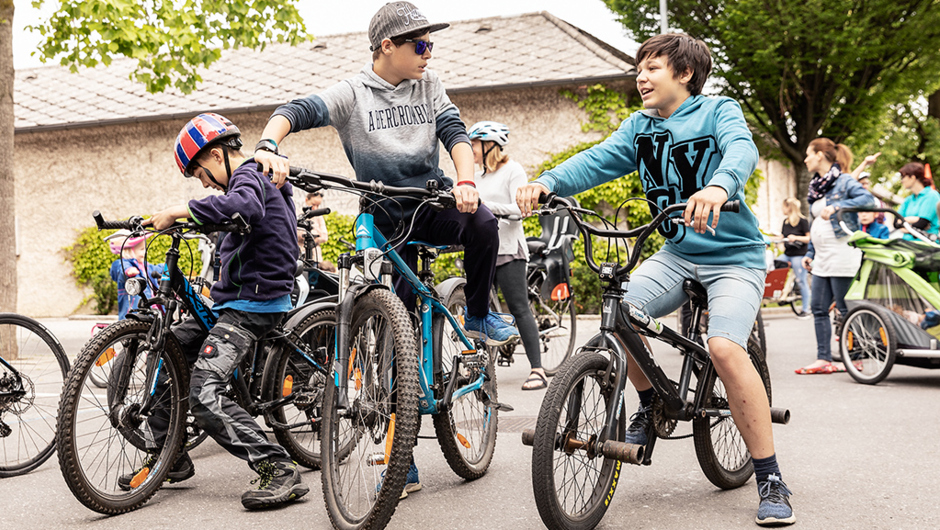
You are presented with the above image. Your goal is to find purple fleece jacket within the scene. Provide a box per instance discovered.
[187,160,298,305]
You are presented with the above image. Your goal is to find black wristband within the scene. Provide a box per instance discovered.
[254,139,278,155]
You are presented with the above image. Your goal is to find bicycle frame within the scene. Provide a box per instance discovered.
[346,212,484,416]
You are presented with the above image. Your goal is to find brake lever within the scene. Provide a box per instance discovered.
[670,217,716,236]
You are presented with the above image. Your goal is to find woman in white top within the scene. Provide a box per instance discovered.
[470,121,545,390]
[798,138,874,374]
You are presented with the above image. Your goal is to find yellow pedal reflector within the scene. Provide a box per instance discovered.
[367,453,386,466]
[355,367,362,391]
[201,285,212,299]
[96,347,116,367]
[456,433,471,449]
[282,375,293,397]
[879,327,887,346]
[347,347,358,378]
[384,413,396,464]
[846,331,854,351]
[129,467,150,489]
[461,350,476,355]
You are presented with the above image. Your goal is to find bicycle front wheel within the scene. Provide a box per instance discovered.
[0,314,70,478]
[263,308,335,469]
[57,319,189,514]
[433,285,498,480]
[321,289,420,530]
[692,335,771,489]
[531,350,624,530]
[533,294,577,376]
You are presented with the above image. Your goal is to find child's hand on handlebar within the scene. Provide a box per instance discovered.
[516,182,551,217]
[144,205,190,231]
[684,186,728,234]
[452,183,479,213]
[255,150,290,189]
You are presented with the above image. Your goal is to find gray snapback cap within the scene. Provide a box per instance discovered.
[368,2,449,51]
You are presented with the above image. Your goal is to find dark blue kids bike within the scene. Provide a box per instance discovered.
[285,167,505,530]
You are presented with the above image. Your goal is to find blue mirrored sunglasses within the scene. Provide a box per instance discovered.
[403,39,433,55]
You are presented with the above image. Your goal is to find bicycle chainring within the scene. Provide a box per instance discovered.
[651,395,677,438]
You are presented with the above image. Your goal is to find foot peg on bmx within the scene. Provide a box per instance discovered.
[770,407,790,425]
[521,429,645,466]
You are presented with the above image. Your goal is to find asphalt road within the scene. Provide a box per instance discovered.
[3,313,939,529]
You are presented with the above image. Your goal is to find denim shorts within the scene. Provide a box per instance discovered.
[623,250,765,349]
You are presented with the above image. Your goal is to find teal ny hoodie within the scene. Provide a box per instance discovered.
[535,95,765,269]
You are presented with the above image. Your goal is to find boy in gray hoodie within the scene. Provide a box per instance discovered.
[255,1,518,499]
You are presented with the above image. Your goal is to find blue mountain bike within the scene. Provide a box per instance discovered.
[286,167,504,530]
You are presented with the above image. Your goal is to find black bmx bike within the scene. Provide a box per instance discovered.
[521,196,791,529]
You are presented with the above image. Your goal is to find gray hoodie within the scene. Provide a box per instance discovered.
[273,64,470,233]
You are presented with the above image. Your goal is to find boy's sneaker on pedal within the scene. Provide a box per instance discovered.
[118,451,195,491]
[376,461,422,499]
[756,474,795,526]
[623,403,651,446]
[463,312,519,346]
[241,460,309,510]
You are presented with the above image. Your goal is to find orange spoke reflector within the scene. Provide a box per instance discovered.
[384,413,396,464]
[846,331,854,351]
[129,467,150,489]
[355,368,362,391]
[347,347,358,378]
[96,347,116,367]
[879,327,887,346]
[551,282,571,301]
[282,375,293,397]
[456,433,471,449]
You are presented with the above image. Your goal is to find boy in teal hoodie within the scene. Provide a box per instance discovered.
[517,33,794,526]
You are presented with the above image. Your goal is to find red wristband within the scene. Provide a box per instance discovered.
[456,181,476,188]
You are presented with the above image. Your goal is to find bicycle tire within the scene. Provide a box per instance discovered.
[752,311,767,356]
[57,319,189,514]
[433,285,498,480]
[840,303,897,385]
[533,294,577,376]
[263,308,335,469]
[531,350,625,530]
[0,313,70,478]
[321,289,420,530]
[692,335,771,490]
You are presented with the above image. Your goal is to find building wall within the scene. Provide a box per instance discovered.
[12,84,610,317]
[752,158,798,236]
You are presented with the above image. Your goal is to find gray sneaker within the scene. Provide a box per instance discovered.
[756,474,795,526]
[241,460,309,510]
[622,403,651,446]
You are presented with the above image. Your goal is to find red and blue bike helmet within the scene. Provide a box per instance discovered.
[174,113,243,189]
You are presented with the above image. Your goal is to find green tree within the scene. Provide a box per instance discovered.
[0,0,309,316]
[603,0,940,207]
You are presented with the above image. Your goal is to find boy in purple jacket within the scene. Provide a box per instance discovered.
[139,113,307,510]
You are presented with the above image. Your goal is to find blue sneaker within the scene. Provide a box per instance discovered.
[463,312,520,346]
[756,474,795,526]
[376,462,421,500]
[622,403,651,446]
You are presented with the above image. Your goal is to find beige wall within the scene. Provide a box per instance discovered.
[12,85,609,317]
[752,158,798,235]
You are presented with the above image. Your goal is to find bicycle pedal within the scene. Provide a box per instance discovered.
[486,400,514,412]
[291,392,318,407]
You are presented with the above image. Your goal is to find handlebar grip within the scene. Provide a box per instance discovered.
[720,200,740,213]
[93,211,135,231]
[307,208,331,218]
[538,192,556,205]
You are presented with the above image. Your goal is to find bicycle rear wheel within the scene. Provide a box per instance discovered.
[263,308,335,469]
[433,285,498,480]
[692,335,771,489]
[57,319,189,514]
[321,289,420,530]
[0,314,70,478]
[533,293,577,376]
[531,350,624,530]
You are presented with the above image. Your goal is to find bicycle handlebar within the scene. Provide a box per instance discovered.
[286,166,458,210]
[300,207,331,222]
[92,211,251,236]
[536,194,740,278]
[834,205,933,244]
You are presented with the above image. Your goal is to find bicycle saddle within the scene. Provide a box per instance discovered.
[526,238,548,255]
[682,279,708,310]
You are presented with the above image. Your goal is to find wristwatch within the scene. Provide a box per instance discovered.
[255,139,279,156]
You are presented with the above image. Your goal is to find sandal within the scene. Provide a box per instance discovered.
[794,363,835,375]
[522,370,548,391]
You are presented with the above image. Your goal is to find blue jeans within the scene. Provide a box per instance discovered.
[624,251,765,349]
[778,254,811,310]
[810,276,853,361]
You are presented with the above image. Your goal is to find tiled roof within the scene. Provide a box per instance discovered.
[14,11,635,132]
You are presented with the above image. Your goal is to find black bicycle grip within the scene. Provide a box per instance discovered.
[538,192,557,205]
[720,200,740,213]
[306,208,331,218]
[93,211,133,231]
